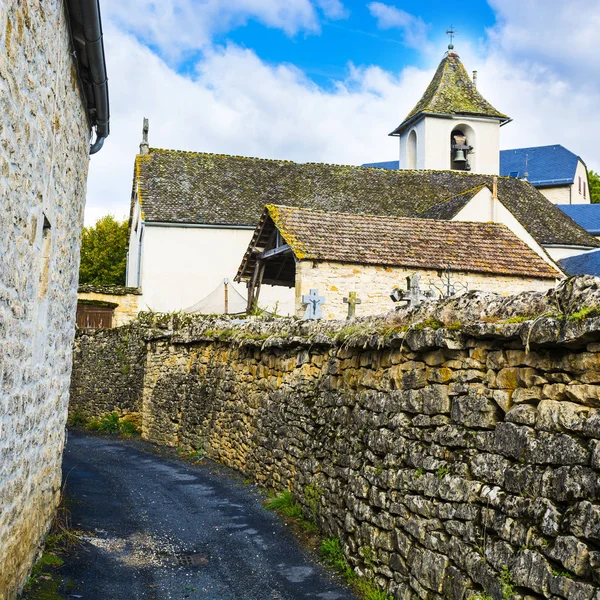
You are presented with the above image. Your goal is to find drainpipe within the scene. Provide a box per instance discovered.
[79,0,109,154]
[492,176,498,222]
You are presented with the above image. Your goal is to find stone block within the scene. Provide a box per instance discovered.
[452,392,499,429]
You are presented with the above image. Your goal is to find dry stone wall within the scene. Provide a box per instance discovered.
[70,323,147,420]
[70,279,600,599]
[0,1,90,597]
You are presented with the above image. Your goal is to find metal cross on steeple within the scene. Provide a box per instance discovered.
[446,25,457,49]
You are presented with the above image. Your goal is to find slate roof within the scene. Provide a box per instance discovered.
[237,205,560,280]
[362,160,399,170]
[390,53,509,135]
[500,145,582,186]
[559,250,600,277]
[557,204,600,235]
[132,148,600,249]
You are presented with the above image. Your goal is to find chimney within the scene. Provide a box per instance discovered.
[472,70,478,89]
[139,117,149,155]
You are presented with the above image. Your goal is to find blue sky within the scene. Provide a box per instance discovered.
[209,1,496,87]
[86,0,600,224]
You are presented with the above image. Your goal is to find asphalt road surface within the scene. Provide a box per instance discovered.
[59,431,356,600]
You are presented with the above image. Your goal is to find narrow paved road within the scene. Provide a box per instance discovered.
[59,431,355,600]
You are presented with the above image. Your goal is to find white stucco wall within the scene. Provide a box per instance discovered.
[137,225,294,315]
[544,246,597,261]
[126,200,143,288]
[399,120,426,169]
[400,116,501,175]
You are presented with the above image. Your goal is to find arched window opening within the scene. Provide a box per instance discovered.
[407,129,417,169]
[450,129,472,171]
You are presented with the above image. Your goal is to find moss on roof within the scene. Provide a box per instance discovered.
[132,148,600,249]
[391,53,509,134]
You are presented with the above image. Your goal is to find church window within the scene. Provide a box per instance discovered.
[579,176,582,193]
[407,130,417,169]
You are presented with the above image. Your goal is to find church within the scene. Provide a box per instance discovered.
[125,44,599,317]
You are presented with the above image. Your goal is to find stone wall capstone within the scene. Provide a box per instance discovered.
[0,1,90,597]
[70,278,600,600]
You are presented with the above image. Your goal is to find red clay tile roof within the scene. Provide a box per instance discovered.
[253,205,560,279]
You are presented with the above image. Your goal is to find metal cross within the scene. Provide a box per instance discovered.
[428,264,468,299]
[343,291,362,320]
[302,288,326,320]
[446,25,457,46]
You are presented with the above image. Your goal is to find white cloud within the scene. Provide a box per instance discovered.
[315,0,349,20]
[486,0,600,84]
[477,0,600,165]
[367,2,430,50]
[101,0,347,60]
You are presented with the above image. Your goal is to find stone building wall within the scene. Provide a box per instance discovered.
[77,288,141,327]
[295,260,557,320]
[70,280,600,599]
[0,1,90,597]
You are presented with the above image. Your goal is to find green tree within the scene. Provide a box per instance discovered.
[589,170,600,204]
[79,215,128,285]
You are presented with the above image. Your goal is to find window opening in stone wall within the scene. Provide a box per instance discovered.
[38,215,52,298]
[450,129,472,171]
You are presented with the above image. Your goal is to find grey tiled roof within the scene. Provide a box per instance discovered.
[132,148,600,249]
[237,205,560,280]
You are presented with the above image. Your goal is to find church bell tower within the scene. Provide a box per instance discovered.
[389,41,511,175]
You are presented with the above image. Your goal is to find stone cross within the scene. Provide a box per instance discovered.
[392,274,432,310]
[140,117,150,155]
[405,274,430,309]
[302,289,326,320]
[343,291,362,320]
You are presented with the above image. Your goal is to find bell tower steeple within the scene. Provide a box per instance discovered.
[389,42,510,175]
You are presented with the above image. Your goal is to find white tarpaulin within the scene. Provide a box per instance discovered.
[183,279,247,315]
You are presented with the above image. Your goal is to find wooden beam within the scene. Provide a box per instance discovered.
[260,244,291,259]
[246,259,266,313]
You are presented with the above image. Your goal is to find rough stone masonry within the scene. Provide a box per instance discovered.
[70,277,600,599]
[0,1,90,597]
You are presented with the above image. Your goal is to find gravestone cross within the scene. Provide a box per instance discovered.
[302,289,326,320]
[406,274,429,309]
[343,291,362,320]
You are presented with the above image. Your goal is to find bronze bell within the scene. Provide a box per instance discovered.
[454,149,467,163]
